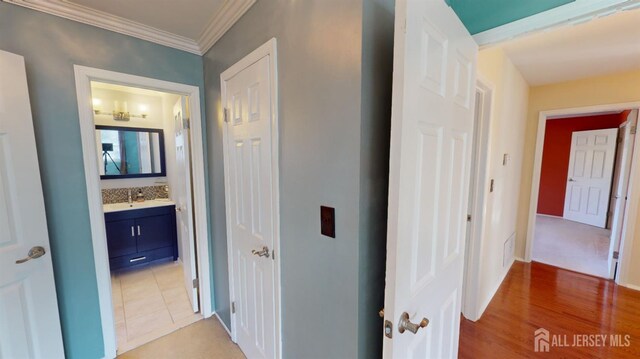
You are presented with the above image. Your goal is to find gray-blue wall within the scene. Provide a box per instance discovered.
[203,0,393,357]
[0,3,207,358]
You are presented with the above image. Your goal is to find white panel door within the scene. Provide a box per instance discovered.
[563,128,618,228]
[383,1,477,358]
[173,97,199,312]
[222,55,276,359]
[0,50,65,358]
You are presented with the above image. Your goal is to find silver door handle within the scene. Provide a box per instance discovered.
[398,312,429,334]
[131,226,135,237]
[251,246,270,258]
[137,225,141,236]
[16,246,46,264]
[569,178,576,182]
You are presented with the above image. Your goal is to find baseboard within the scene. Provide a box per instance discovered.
[620,283,640,292]
[536,213,563,219]
[477,259,515,318]
[213,312,233,337]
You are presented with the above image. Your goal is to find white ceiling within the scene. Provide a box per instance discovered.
[499,8,640,86]
[69,0,224,39]
[3,0,256,54]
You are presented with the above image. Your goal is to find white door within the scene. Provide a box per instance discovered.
[608,111,637,278]
[383,1,477,358]
[173,97,199,312]
[222,54,276,359]
[563,128,618,228]
[0,50,65,358]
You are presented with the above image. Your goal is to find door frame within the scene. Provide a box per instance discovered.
[524,102,640,285]
[220,38,282,358]
[462,77,494,321]
[73,66,212,359]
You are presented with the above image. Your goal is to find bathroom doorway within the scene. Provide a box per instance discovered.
[74,67,212,357]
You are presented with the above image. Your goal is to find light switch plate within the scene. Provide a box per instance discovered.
[320,206,335,238]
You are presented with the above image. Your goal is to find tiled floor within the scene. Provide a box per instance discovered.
[118,317,245,359]
[533,214,611,278]
[111,260,202,354]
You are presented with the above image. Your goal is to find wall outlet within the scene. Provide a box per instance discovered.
[503,233,515,267]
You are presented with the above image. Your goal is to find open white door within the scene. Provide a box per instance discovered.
[221,40,279,359]
[608,111,637,278]
[383,1,477,358]
[0,50,65,358]
[563,128,618,228]
[173,97,199,312]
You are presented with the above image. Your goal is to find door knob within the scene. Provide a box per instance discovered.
[15,246,46,264]
[251,246,270,258]
[398,312,429,334]
[569,178,576,182]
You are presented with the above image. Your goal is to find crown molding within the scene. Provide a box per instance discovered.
[197,0,256,55]
[473,0,640,47]
[2,0,256,55]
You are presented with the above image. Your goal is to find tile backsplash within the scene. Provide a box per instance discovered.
[101,185,169,204]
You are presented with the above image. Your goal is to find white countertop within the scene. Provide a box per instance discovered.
[103,199,176,213]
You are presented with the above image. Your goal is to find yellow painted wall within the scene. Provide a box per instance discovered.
[516,69,640,285]
[476,47,529,314]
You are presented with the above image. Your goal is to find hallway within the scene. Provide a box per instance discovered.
[459,261,640,358]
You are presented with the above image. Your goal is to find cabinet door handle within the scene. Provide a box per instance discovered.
[137,225,141,236]
[131,226,135,237]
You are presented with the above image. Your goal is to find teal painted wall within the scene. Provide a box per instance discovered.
[448,0,575,34]
[0,3,208,358]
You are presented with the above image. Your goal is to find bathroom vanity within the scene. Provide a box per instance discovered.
[103,200,178,270]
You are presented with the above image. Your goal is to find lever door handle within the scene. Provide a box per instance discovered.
[16,246,46,264]
[251,246,270,258]
[398,312,429,334]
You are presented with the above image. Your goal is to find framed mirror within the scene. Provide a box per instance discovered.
[96,125,166,179]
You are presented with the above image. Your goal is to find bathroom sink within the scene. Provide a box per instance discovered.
[103,199,176,213]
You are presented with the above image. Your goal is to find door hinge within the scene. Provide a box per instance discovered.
[192,278,199,289]
[223,108,230,123]
[231,301,236,314]
[613,251,619,259]
[384,320,393,339]
[467,214,472,222]
[184,117,191,129]
[271,249,275,260]
[631,125,637,135]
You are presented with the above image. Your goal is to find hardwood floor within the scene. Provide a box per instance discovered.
[459,261,640,358]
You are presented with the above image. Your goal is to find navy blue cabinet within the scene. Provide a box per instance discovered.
[104,205,178,270]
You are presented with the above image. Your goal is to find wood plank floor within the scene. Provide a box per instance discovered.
[459,261,640,358]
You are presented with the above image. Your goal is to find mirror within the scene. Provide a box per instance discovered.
[96,125,166,179]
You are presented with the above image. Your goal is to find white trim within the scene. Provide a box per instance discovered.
[197,0,256,54]
[213,312,233,337]
[73,66,212,359]
[462,77,494,322]
[473,0,640,47]
[621,283,640,291]
[524,102,640,287]
[3,0,256,55]
[220,38,281,359]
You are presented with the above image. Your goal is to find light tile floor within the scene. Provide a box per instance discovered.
[117,317,245,359]
[112,260,202,354]
[533,214,611,278]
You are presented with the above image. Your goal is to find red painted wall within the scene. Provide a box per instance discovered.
[537,112,630,216]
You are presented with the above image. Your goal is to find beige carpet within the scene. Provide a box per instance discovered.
[532,215,611,278]
[117,317,245,359]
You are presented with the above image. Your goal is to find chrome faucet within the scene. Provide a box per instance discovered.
[127,189,133,204]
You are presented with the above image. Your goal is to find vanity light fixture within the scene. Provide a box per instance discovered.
[91,98,148,121]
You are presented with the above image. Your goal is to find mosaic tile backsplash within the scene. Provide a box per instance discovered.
[102,185,169,204]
